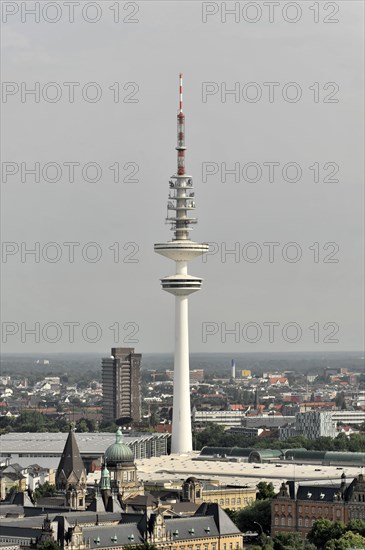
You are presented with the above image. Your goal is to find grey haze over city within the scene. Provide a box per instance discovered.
[1,0,364,353]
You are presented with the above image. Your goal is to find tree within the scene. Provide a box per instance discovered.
[76,419,89,432]
[335,391,346,410]
[272,532,306,550]
[194,423,225,449]
[307,519,345,548]
[37,541,61,550]
[325,531,365,550]
[34,482,56,501]
[256,481,275,500]
[346,519,365,536]
[236,499,272,534]
[149,411,159,428]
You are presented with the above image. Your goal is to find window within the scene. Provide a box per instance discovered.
[275,505,278,512]
[229,544,233,550]
[312,507,315,514]
[225,498,229,505]
[298,518,302,526]
[288,505,292,513]
[281,505,285,512]
[274,517,279,526]
[212,545,216,550]
[299,506,302,513]
[232,498,235,505]
[223,544,226,550]
[288,517,292,527]
[237,498,241,505]
[305,519,309,527]
[312,519,315,526]
[196,545,201,550]
[318,507,322,514]
[281,517,285,526]
[220,499,224,505]
[235,544,239,550]
[204,545,208,550]
[214,499,218,504]
[325,508,329,516]
[305,506,309,514]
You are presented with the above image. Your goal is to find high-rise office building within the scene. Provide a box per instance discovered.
[102,347,141,424]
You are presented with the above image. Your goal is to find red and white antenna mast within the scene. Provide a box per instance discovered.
[177,73,186,176]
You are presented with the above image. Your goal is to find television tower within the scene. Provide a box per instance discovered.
[154,74,208,454]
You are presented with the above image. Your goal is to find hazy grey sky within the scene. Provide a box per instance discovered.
[1,0,364,353]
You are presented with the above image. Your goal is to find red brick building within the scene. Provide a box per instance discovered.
[271,473,365,539]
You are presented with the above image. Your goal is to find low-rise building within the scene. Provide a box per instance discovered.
[271,473,365,539]
[0,503,243,550]
[181,477,256,511]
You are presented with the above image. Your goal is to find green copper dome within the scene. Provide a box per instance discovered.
[104,428,134,465]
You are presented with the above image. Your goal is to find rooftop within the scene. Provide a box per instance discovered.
[0,432,169,457]
[135,452,364,491]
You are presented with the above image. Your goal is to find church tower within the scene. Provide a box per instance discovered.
[56,426,87,510]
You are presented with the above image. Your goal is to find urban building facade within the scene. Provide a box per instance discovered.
[102,347,141,424]
[280,410,338,440]
[0,503,243,550]
[182,477,256,511]
[271,473,365,539]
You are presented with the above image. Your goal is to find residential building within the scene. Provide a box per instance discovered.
[280,411,337,440]
[102,347,141,424]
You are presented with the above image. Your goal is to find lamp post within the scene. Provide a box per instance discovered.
[253,521,270,547]
[253,521,263,536]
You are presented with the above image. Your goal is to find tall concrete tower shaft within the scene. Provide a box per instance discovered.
[154,74,208,454]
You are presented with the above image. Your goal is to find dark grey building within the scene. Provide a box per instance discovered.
[102,347,141,424]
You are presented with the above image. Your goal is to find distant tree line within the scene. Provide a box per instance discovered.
[194,423,365,452]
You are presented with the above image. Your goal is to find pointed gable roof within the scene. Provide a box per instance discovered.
[56,429,86,484]
[194,502,241,535]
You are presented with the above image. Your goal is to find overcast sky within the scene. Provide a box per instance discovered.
[1,0,364,353]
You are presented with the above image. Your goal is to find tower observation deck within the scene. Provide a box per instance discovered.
[154,75,209,454]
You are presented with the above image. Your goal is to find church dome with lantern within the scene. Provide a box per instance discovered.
[104,427,134,466]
